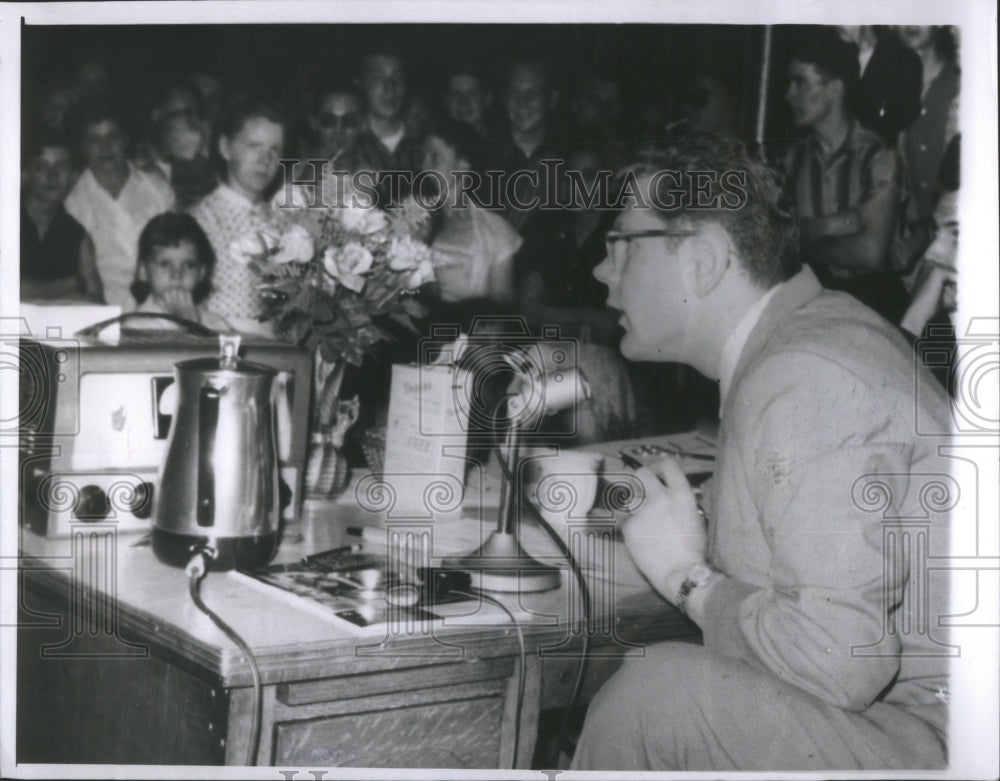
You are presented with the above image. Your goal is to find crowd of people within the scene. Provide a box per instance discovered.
[22,25,961,440]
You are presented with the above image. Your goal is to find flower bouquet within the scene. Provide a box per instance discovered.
[232,194,435,493]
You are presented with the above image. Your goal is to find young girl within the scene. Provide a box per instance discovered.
[130,212,231,331]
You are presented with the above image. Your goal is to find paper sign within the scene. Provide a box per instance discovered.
[382,363,470,518]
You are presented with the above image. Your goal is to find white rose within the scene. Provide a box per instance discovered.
[388,236,431,271]
[339,205,388,235]
[338,243,374,275]
[272,224,315,264]
[407,257,435,290]
[323,243,373,293]
[321,247,339,277]
[229,232,270,265]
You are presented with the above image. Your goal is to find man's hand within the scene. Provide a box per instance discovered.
[621,456,708,605]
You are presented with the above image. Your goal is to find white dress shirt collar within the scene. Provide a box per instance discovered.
[718,283,781,411]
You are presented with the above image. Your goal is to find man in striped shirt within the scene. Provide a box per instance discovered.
[782,28,908,324]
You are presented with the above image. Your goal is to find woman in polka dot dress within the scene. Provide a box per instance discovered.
[189,97,288,336]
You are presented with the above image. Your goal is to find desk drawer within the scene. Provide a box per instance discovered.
[273,692,505,767]
[277,657,514,705]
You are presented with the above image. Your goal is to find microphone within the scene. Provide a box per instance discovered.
[441,361,591,593]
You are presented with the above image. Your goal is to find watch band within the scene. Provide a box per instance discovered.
[674,562,719,617]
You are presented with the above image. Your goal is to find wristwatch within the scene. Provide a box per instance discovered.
[674,562,720,617]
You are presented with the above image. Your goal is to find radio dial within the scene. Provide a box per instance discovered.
[74,485,111,522]
[130,482,155,519]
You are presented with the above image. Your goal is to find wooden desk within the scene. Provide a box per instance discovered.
[17,436,709,769]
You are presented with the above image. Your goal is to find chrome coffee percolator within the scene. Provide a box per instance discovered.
[152,335,280,571]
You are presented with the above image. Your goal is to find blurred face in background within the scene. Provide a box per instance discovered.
[153,85,202,124]
[24,146,76,204]
[72,61,111,104]
[576,77,622,129]
[41,85,79,133]
[682,76,735,137]
[220,115,284,201]
[504,64,555,136]
[445,73,490,131]
[312,92,364,158]
[159,112,207,161]
[897,26,936,51]
[361,54,406,122]
[786,60,838,128]
[421,133,464,204]
[191,73,225,128]
[81,118,128,179]
[836,26,862,44]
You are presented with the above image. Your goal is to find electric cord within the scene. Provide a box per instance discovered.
[489,425,592,769]
[451,588,525,769]
[186,548,263,767]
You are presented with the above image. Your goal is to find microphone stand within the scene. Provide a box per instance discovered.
[441,367,589,593]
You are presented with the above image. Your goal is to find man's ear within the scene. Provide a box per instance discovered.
[218,135,231,163]
[688,225,732,297]
[135,262,150,282]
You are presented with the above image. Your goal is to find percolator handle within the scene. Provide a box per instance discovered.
[196,386,221,527]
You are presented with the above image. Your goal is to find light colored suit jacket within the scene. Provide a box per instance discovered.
[700,267,952,733]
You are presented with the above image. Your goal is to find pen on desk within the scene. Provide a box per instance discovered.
[619,451,643,470]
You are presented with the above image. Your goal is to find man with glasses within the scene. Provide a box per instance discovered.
[572,134,951,771]
[293,77,369,208]
[309,78,367,172]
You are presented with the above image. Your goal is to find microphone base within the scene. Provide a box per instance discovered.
[440,531,561,592]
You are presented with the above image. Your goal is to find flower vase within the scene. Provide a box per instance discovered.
[304,357,360,498]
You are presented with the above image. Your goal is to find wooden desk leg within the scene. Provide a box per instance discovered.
[500,652,543,769]
[226,683,278,766]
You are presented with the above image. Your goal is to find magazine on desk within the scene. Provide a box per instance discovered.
[233,547,509,636]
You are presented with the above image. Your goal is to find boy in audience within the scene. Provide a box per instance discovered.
[64,102,175,310]
[782,28,906,323]
[494,59,565,231]
[21,131,104,302]
[354,46,422,203]
[443,62,494,141]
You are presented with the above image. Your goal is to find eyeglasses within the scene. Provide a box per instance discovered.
[604,228,697,271]
[317,112,362,130]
